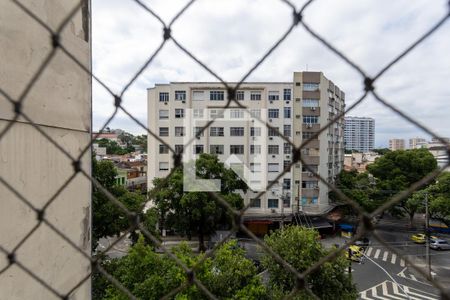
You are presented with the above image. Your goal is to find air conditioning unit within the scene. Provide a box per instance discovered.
[182,100,186,103]
[314,186,319,189]
[307,124,312,128]
[296,98,301,102]
[286,155,290,158]
[270,100,273,104]
[285,101,290,104]
[164,102,168,105]
[269,137,273,140]
[252,136,256,140]
[311,107,316,111]
[269,118,272,122]
[271,208,276,213]
[296,115,301,118]
[308,172,313,177]
[272,155,276,158]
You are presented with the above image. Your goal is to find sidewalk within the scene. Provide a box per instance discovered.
[320,235,349,250]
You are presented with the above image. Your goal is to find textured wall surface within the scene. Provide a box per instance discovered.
[0,1,91,299]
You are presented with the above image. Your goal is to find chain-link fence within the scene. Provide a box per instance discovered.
[1,0,450,299]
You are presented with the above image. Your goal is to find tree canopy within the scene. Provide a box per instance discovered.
[149,153,247,251]
[262,226,357,299]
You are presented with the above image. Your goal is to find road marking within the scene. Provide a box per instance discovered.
[400,259,405,267]
[410,274,417,281]
[404,286,438,300]
[391,253,397,264]
[382,251,389,261]
[359,280,438,300]
[374,249,381,259]
[366,247,373,257]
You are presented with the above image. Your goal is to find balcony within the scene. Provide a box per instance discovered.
[301,155,320,165]
[302,188,319,198]
[303,139,320,148]
[302,107,320,116]
[302,123,320,131]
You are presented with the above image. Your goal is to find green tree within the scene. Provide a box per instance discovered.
[262,226,357,300]
[149,153,247,251]
[367,149,437,217]
[372,148,391,156]
[92,158,151,250]
[98,237,265,299]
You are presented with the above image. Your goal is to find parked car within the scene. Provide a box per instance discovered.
[410,233,438,244]
[430,239,450,250]
[345,245,364,261]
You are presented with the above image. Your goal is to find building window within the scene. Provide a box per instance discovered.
[302,132,315,139]
[268,91,279,101]
[230,127,244,136]
[230,109,244,119]
[175,144,184,154]
[249,198,261,208]
[236,91,245,101]
[250,109,261,118]
[283,89,291,100]
[302,165,318,172]
[250,91,261,100]
[194,145,204,154]
[268,145,279,154]
[303,115,319,124]
[312,196,318,204]
[268,198,278,208]
[283,178,291,190]
[268,163,279,172]
[303,99,319,107]
[159,92,169,102]
[250,127,261,137]
[193,108,204,119]
[159,109,169,119]
[284,107,291,118]
[250,145,261,154]
[159,127,169,136]
[192,91,204,101]
[159,162,169,171]
[210,90,224,101]
[230,145,244,154]
[284,143,292,154]
[159,144,169,154]
[175,90,186,101]
[303,83,319,91]
[283,160,291,170]
[268,127,279,137]
[210,127,224,136]
[175,108,184,118]
[302,181,318,189]
[283,125,291,137]
[194,127,204,137]
[210,109,224,119]
[210,145,224,155]
[268,109,279,118]
[175,126,185,137]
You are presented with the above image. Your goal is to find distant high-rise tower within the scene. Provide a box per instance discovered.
[344,117,375,152]
[389,139,405,151]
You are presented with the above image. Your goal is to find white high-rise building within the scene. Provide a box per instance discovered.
[344,117,375,152]
[409,137,427,149]
[147,72,345,218]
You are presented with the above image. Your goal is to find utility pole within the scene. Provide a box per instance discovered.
[425,192,431,280]
[348,248,352,277]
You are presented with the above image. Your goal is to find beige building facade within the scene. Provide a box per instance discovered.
[0,1,91,299]
[389,138,405,151]
[147,72,344,217]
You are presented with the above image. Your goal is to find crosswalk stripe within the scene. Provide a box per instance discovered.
[410,274,417,281]
[360,280,438,300]
[374,249,381,259]
[400,259,405,267]
[403,286,437,300]
[382,251,389,261]
[391,253,397,264]
[366,247,373,257]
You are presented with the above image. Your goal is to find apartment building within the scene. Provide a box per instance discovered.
[389,138,405,151]
[409,137,427,149]
[344,116,375,152]
[147,71,345,217]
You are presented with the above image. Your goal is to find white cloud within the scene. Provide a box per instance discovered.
[91,0,450,146]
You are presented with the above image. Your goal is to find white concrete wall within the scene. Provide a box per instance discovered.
[0,1,91,299]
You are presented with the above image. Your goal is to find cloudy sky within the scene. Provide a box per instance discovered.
[91,0,450,147]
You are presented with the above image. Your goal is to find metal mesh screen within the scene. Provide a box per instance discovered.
[1,0,450,299]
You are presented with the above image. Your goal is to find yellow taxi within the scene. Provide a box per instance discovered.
[345,245,363,261]
[410,233,437,244]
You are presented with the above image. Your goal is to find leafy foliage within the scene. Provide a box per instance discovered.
[97,238,266,299]
[149,153,247,251]
[262,226,357,299]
